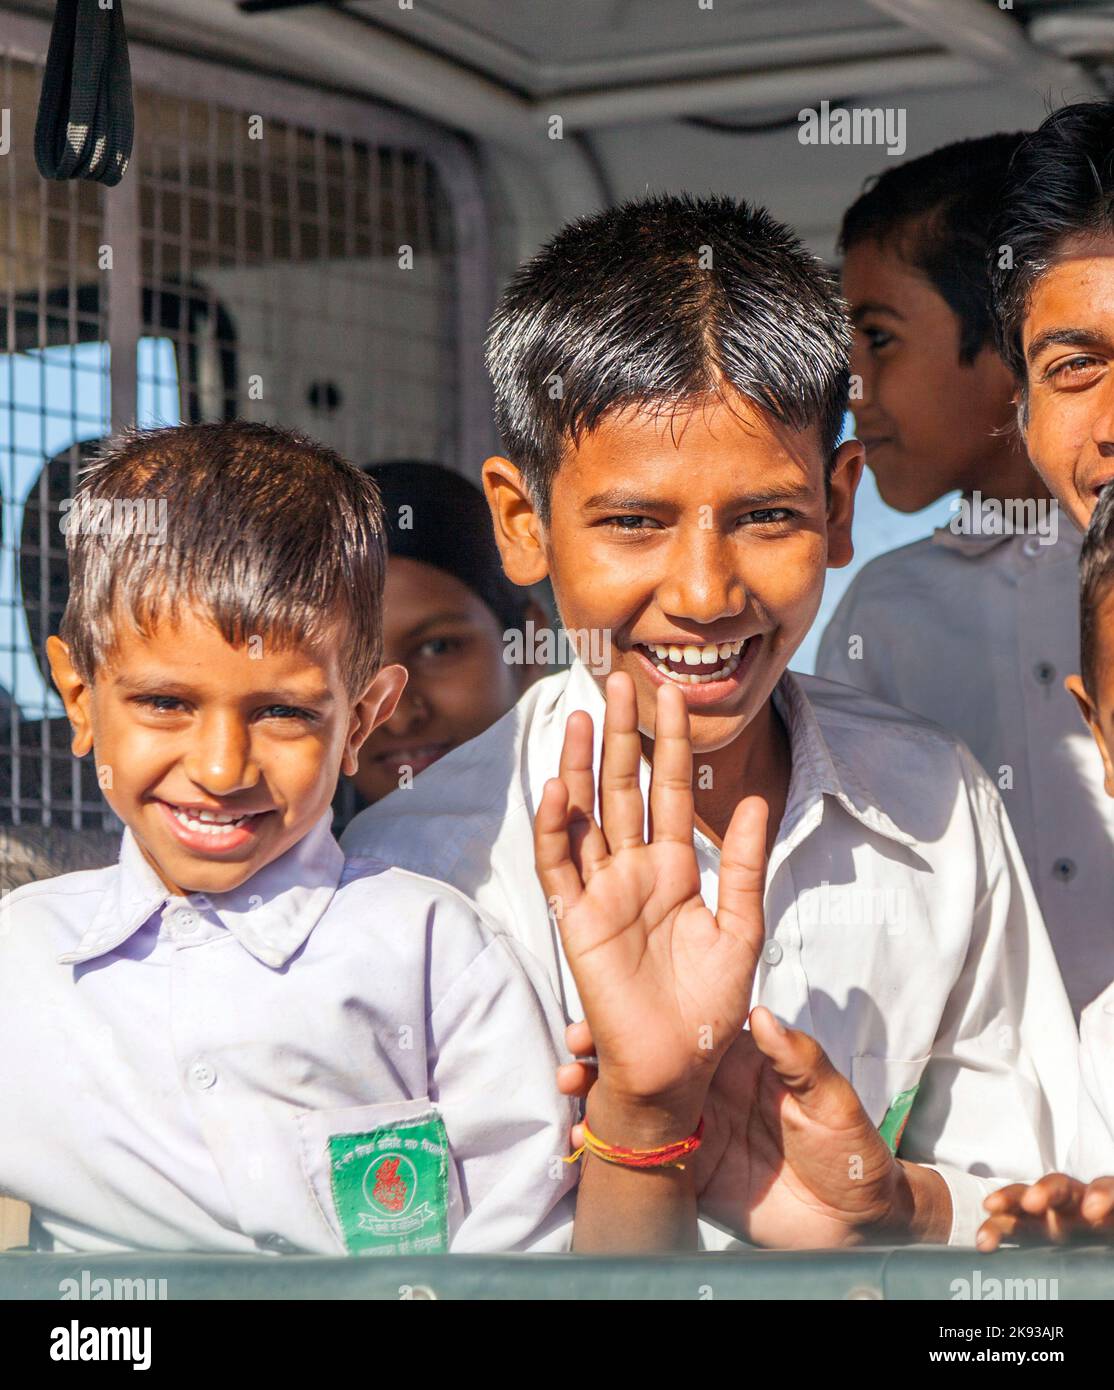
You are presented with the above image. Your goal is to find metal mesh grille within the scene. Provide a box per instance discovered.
[1,49,463,849]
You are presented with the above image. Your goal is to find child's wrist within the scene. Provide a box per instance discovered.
[585,1081,705,1152]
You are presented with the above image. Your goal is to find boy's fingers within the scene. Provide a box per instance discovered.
[748,1005,848,1118]
[983,1184,1029,1215]
[533,778,586,913]
[1080,1177,1114,1227]
[558,710,610,878]
[1020,1172,1077,1215]
[716,795,768,960]
[647,682,694,844]
[556,1061,597,1098]
[599,672,647,852]
[565,1019,594,1057]
[976,1213,1022,1252]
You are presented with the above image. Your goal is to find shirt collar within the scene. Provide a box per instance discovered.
[59,811,344,969]
[559,659,916,852]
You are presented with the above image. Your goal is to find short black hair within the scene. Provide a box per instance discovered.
[1081,482,1114,702]
[61,421,386,698]
[992,101,1114,381]
[485,193,850,519]
[840,132,1027,363]
[365,459,528,632]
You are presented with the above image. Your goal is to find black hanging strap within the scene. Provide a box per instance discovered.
[34,0,134,186]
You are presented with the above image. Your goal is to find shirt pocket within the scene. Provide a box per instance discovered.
[297,1097,464,1256]
[850,1054,932,1155]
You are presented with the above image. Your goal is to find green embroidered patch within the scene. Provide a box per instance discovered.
[328,1113,450,1256]
[878,1085,919,1156]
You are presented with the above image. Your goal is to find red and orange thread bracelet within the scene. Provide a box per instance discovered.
[565,1117,705,1170]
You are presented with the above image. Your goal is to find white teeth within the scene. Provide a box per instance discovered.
[171,806,251,835]
[682,644,702,666]
[668,645,684,663]
[651,649,744,686]
[700,646,719,665]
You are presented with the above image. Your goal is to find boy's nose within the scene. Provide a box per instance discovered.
[383,683,431,735]
[1089,376,1114,452]
[182,715,261,795]
[655,532,748,625]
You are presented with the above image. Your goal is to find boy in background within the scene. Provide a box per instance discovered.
[344,193,1079,1249]
[816,135,1114,1018]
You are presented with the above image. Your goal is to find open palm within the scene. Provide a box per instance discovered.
[535,672,767,1111]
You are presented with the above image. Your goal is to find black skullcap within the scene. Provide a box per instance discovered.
[365,460,528,634]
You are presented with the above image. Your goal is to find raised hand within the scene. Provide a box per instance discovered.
[535,671,767,1127]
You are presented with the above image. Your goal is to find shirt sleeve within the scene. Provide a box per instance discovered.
[898,748,1080,1246]
[426,905,577,1253]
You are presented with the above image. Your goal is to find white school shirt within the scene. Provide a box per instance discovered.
[342,660,1080,1248]
[1071,982,1114,1181]
[0,812,576,1255]
[816,524,1114,1018]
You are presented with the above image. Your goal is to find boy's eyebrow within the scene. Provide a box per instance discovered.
[582,482,815,511]
[405,610,479,638]
[114,673,335,705]
[1026,327,1114,364]
[851,300,904,323]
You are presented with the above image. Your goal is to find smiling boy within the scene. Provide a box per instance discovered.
[816,136,1114,1017]
[0,422,578,1255]
[343,193,1079,1248]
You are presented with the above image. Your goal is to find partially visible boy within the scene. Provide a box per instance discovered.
[816,136,1114,1016]
[0,423,577,1255]
[978,484,1114,1249]
[344,194,1080,1248]
[972,102,1114,1250]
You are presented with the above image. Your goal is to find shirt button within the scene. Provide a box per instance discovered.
[1033,661,1057,686]
[762,940,784,966]
[1051,857,1076,883]
[188,1060,217,1090]
[258,1233,295,1253]
[172,908,199,933]
[1022,536,1044,558]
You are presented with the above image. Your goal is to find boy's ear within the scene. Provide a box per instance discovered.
[342,663,407,777]
[482,456,550,587]
[1065,673,1114,795]
[825,438,865,570]
[45,635,95,757]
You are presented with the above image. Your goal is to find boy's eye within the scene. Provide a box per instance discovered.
[260,705,317,722]
[602,515,661,532]
[135,695,187,713]
[1043,355,1104,385]
[416,635,466,659]
[743,508,794,526]
[862,325,894,351]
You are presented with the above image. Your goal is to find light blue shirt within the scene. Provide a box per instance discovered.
[0,813,576,1254]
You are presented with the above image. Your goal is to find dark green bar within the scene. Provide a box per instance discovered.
[3,1247,1113,1300]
